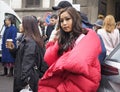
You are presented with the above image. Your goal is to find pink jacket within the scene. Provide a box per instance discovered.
[38,29,101,92]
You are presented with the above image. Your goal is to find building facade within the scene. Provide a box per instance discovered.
[3,0,120,23]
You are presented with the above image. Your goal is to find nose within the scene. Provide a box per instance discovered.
[63,20,67,25]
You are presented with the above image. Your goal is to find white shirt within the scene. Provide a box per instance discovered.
[97,28,120,55]
[38,26,43,36]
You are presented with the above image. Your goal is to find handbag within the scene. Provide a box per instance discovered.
[20,84,33,92]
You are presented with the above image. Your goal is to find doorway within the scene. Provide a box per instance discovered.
[115,2,120,21]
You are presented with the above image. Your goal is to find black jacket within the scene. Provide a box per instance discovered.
[11,36,48,92]
[46,25,55,41]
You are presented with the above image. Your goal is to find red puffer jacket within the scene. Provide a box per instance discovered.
[38,29,101,92]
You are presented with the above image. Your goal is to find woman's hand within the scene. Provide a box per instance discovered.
[6,42,15,50]
[49,29,60,42]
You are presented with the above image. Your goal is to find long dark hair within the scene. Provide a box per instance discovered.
[58,7,88,55]
[22,16,44,48]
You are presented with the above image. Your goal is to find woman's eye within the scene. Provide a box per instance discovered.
[66,18,71,21]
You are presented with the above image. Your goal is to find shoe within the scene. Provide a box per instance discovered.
[0,67,7,76]
[6,67,13,77]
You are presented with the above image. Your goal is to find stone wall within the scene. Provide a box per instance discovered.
[75,0,99,23]
[107,0,115,16]
[15,0,119,23]
[8,0,120,23]
[15,8,53,19]
[15,0,99,23]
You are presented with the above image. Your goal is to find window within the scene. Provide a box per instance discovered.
[115,2,120,21]
[25,0,41,8]
[98,0,107,16]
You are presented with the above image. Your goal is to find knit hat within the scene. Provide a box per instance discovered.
[52,1,72,10]
[94,19,103,27]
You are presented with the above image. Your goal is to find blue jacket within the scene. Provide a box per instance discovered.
[98,35,106,64]
[2,25,17,63]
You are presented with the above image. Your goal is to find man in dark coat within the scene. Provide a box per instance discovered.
[45,14,58,41]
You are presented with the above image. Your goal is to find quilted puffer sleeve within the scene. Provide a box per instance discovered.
[44,41,59,66]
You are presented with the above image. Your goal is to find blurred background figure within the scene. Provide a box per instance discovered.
[116,21,120,40]
[16,24,24,45]
[37,17,47,39]
[93,14,105,31]
[37,17,42,35]
[0,15,17,77]
[97,15,120,56]
[97,14,105,20]
[45,14,58,42]
[116,21,120,32]
[79,12,93,28]
[93,19,103,32]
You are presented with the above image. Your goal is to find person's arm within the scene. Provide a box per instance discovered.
[20,40,36,81]
[49,29,58,42]
[98,35,106,64]
[9,48,17,58]
[11,27,17,47]
[6,27,17,58]
[44,41,59,66]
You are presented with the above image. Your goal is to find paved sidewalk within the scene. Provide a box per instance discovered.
[0,63,13,92]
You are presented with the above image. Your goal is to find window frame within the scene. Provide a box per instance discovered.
[25,0,42,8]
[107,43,120,63]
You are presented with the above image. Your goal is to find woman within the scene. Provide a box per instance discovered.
[97,15,120,55]
[38,7,101,92]
[7,16,47,92]
[1,15,17,77]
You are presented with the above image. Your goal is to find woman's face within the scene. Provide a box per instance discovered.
[5,19,11,26]
[19,24,24,33]
[60,11,72,32]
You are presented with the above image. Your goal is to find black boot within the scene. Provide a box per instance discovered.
[0,67,7,76]
[7,67,13,77]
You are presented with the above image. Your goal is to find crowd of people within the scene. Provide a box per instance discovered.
[0,1,120,92]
